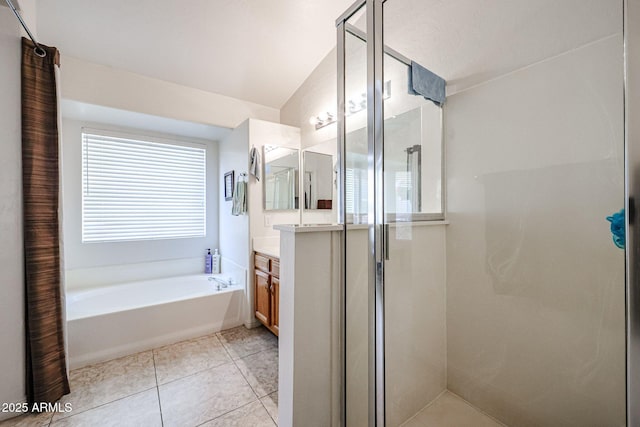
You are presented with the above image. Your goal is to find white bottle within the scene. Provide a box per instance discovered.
[212,249,221,274]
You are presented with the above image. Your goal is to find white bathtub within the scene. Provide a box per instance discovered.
[66,274,245,369]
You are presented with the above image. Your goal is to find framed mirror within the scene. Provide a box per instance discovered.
[264,145,299,211]
[303,151,334,210]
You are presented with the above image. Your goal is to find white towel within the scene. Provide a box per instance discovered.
[249,147,261,181]
[231,180,247,216]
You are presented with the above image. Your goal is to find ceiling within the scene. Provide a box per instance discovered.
[381,0,622,93]
[35,0,622,111]
[36,0,356,109]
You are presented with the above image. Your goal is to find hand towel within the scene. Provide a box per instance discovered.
[408,61,446,106]
[232,179,247,216]
[249,147,261,181]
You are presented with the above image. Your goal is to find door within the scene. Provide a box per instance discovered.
[338,0,627,426]
[254,269,271,326]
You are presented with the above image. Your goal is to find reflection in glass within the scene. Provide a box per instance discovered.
[344,7,370,427]
[263,145,299,210]
[303,151,334,210]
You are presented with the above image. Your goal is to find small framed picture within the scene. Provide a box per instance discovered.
[224,171,234,201]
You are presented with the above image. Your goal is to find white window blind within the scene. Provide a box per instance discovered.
[82,130,206,243]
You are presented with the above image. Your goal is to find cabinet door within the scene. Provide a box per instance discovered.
[271,276,279,336]
[255,253,270,273]
[255,269,271,326]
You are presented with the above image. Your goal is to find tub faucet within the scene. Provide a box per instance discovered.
[208,276,222,291]
[209,276,230,289]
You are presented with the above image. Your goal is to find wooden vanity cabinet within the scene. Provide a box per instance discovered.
[254,252,279,336]
[271,276,279,335]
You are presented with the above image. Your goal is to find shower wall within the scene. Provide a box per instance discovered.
[445,34,625,426]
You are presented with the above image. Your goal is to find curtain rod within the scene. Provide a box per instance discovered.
[4,0,46,57]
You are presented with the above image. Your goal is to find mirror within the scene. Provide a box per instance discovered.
[264,145,299,210]
[303,151,334,210]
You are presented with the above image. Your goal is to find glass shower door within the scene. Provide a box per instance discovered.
[338,0,627,425]
[378,0,626,426]
[380,48,446,427]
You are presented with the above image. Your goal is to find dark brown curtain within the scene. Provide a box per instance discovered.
[21,37,69,404]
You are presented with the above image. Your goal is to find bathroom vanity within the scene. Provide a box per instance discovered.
[254,251,280,336]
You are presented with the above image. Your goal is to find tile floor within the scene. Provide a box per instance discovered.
[401,391,505,427]
[0,326,279,427]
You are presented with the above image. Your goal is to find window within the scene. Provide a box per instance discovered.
[82,130,206,242]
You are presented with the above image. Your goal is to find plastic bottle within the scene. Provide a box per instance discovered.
[212,249,221,274]
[205,249,213,274]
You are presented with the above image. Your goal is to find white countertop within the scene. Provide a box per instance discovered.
[253,235,281,258]
[254,246,280,258]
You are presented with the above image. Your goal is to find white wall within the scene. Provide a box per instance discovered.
[281,47,337,151]
[218,121,251,272]
[61,120,219,286]
[278,228,342,427]
[445,34,625,426]
[60,56,280,130]
[0,3,34,418]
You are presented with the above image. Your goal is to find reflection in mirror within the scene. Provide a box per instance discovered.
[264,145,299,211]
[303,151,334,210]
[345,103,443,222]
[383,104,442,219]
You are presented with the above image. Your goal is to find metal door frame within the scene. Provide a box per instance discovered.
[338,0,636,426]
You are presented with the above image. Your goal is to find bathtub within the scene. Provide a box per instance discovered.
[66,274,245,369]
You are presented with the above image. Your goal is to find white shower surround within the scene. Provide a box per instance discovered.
[66,274,245,369]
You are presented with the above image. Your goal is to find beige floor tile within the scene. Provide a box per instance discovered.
[217,326,277,360]
[50,389,161,427]
[401,416,426,427]
[234,349,278,398]
[201,400,276,427]
[260,391,278,424]
[0,411,52,427]
[52,351,156,421]
[405,391,504,427]
[158,362,256,427]
[153,334,231,384]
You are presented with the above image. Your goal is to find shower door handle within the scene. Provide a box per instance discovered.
[383,223,390,261]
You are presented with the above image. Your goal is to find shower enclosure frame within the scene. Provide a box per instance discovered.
[336,1,386,426]
[336,0,638,426]
[625,0,640,426]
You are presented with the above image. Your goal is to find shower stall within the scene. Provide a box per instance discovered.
[337,0,636,425]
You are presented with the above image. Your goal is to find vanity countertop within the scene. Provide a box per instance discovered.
[254,246,280,258]
[253,236,280,258]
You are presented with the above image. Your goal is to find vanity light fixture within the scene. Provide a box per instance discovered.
[310,81,391,130]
